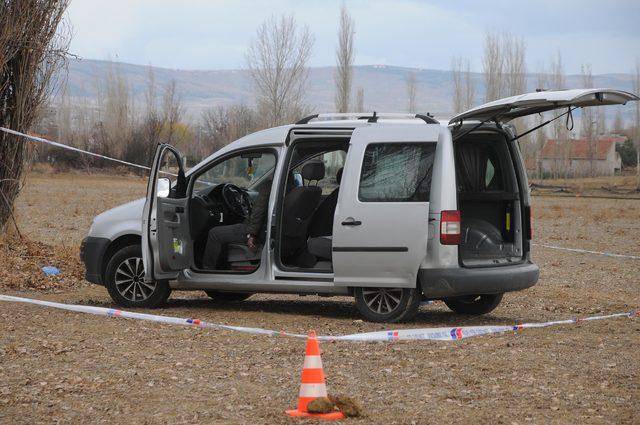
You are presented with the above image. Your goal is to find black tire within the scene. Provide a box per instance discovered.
[104,244,170,308]
[204,290,253,302]
[354,287,421,323]
[444,293,503,315]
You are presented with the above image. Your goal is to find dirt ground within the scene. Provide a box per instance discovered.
[530,174,640,199]
[1,171,639,424]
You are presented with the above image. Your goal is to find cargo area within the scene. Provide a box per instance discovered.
[454,130,524,266]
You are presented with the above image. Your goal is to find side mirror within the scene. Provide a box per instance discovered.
[157,177,171,198]
[292,172,303,188]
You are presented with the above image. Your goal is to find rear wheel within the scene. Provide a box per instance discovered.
[204,290,253,302]
[104,244,170,308]
[354,287,421,323]
[444,293,503,315]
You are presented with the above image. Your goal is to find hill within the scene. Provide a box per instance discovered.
[60,59,636,122]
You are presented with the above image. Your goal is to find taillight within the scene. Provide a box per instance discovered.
[440,210,461,245]
[525,206,533,240]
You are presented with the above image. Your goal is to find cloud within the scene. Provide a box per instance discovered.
[65,0,640,73]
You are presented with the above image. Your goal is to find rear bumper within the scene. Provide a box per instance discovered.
[419,261,539,298]
[80,236,110,285]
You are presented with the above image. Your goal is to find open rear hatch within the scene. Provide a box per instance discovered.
[450,88,639,267]
[449,88,639,125]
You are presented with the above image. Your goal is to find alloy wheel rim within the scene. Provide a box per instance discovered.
[114,257,154,302]
[362,288,403,314]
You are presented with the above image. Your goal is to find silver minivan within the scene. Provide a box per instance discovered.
[80,88,638,322]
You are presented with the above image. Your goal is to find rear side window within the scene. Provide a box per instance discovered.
[358,143,436,202]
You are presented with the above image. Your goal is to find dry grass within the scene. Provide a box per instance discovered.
[0,235,85,291]
[531,174,640,199]
[532,174,638,191]
[14,170,146,246]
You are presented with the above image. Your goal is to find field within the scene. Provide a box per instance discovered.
[1,171,639,424]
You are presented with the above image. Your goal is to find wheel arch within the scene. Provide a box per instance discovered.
[101,234,142,282]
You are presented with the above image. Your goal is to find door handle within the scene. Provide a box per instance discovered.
[341,219,362,226]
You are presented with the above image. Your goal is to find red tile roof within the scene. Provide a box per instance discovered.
[542,136,626,160]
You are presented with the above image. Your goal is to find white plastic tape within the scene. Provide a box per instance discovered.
[533,243,640,260]
[0,127,151,171]
[1,294,637,342]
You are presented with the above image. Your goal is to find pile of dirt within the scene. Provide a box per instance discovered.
[307,395,364,417]
[0,235,86,291]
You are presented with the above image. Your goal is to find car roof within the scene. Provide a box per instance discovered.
[188,117,450,175]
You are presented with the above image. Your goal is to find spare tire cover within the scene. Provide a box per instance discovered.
[460,218,505,258]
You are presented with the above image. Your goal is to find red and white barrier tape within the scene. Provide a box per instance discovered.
[1,294,637,342]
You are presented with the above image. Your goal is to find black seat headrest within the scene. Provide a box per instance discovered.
[335,167,343,185]
[301,160,325,181]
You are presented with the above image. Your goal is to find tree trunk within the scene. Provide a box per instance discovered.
[0,1,70,232]
[636,143,640,192]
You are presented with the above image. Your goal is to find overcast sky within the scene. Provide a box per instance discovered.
[66,0,640,75]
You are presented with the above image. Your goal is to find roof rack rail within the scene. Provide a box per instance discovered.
[295,112,440,124]
[415,113,439,124]
[295,114,319,124]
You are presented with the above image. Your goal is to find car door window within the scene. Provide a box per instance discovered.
[484,151,504,190]
[194,152,276,191]
[485,158,496,188]
[358,143,436,202]
[292,150,346,194]
[156,148,185,199]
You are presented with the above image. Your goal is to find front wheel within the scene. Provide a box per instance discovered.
[444,293,503,315]
[354,287,421,323]
[104,244,171,308]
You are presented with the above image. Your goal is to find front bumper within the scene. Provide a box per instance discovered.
[80,236,111,285]
[419,262,539,299]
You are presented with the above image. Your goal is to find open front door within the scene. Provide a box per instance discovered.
[142,144,192,282]
[332,125,440,288]
[449,88,639,124]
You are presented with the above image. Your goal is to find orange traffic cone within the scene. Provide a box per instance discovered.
[286,331,345,420]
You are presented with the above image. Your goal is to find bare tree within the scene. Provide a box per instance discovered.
[161,79,183,146]
[633,60,640,189]
[482,33,504,102]
[0,0,70,231]
[124,67,162,168]
[116,70,183,168]
[246,15,314,126]
[581,64,597,177]
[613,110,623,133]
[406,72,417,113]
[354,87,364,112]
[503,34,526,96]
[201,104,259,152]
[451,57,475,114]
[141,67,162,163]
[533,71,547,178]
[334,4,354,113]
[98,63,133,159]
[549,51,567,140]
[503,34,531,171]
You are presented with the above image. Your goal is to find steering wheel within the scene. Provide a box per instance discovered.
[221,184,252,219]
